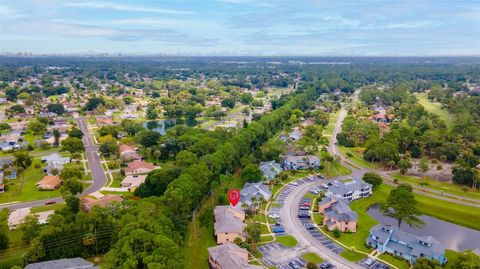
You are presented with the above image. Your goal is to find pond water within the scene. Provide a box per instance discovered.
[367,205,480,251]
[142,119,200,135]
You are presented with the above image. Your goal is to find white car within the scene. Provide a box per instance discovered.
[269,213,280,219]
[362,257,375,266]
[289,181,299,186]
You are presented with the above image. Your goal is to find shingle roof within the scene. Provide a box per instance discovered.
[259,161,283,180]
[214,206,246,234]
[208,243,262,269]
[322,197,358,222]
[328,178,371,196]
[240,183,272,206]
[25,257,96,269]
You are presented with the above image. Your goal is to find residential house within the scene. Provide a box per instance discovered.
[0,184,5,193]
[289,128,303,141]
[240,183,271,207]
[325,178,372,202]
[81,195,123,212]
[367,224,447,265]
[8,208,30,230]
[119,144,140,162]
[282,155,320,170]
[37,210,55,225]
[259,161,283,181]
[121,175,146,192]
[214,206,246,244]
[96,116,113,126]
[38,111,57,118]
[124,160,156,175]
[207,243,262,269]
[25,257,98,269]
[41,153,71,175]
[36,175,62,190]
[318,197,357,232]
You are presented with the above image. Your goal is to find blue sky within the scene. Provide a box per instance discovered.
[0,0,479,56]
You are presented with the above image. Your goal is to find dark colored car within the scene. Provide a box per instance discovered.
[304,223,315,230]
[288,261,300,269]
[44,200,56,205]
[319,262,335,269]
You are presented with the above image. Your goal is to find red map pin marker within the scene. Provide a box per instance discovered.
[227,188,240,207]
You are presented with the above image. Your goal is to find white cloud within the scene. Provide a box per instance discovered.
[0,5,25,19]
[64,1,194,15]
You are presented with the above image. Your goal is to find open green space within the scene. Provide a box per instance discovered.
[0,159,62,204]
[339,146,379,170]
[415,93,454,128]
[31,203,65,213]
[303,252,324,264]
[260,235,274,243]
[276,235,297,247]
[323,110,339,137]
[340,249,367,262]
[378,253,409,269]
[392,173,480,201]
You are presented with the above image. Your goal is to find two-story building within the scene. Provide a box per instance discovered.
[214,206,246,244]
[318,197,358,232]
[240,183,271,208]
[207,243,262,269]
[282,155,320,170]
[325,178,372,201]
[367,224,447,265]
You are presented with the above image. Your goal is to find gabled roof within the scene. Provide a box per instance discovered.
[240,183,271,205]
[259,161,283,179]
[25,257,96,269]
[208,243,262,269]
[328,178,371,196]
[322,197,358,222]
[124,160,155,173]
[214,206,246,234]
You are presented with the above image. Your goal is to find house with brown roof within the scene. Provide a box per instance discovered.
[214,206,246,244]
[96,116,113,126]
[124,160,156,175]
[36,175,62,190]
[318,197,358,233]
[81,195,123,212]
[208,243,262,269]
[121,175,146,192]
[119,144,140,162]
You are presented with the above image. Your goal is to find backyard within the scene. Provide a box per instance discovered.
[415,93,454,128]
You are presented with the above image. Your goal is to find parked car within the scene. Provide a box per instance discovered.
[304,223,315,230]
[327,182,334,186]
[289,181,299,186]
[275,222,282,226]
[302,202,311,207]
[299,206,310,210]
[272,226,285,233]
[362,257,375,266]
[288,261,300,269]
[321,184,329,189]
[298,210,311,218]
[269,213,280,219]
[319,262,335,269]
[308,176,315,181]
[317,174,325,179]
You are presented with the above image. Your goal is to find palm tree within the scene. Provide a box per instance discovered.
[250,196,258,215]
[153,149,161,165]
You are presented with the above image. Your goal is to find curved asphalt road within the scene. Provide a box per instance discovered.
[0,118,107,210]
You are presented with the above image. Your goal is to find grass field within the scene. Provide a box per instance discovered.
[0,159,62,204]
[323,110,340,137]
[276,235,298,247]
[30,203,65,213]
[415,93,454,128]
[340,249,367,262]
[338,146,379,170]
[392,173,480,201]
[303,252,324,265]
[377,253,409,269]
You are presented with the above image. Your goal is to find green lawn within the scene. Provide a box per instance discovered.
[340,249,367,262]
[260,235,274,243]
[276,235,297,247]
[312,213,323,226]
[31,203,65,213]
[303,252,324,264]
[0,159,62,204]
[339,146,379,170]
[392,173,480,201]
[378,253,409,269]
[323,110,339,137]
[415,93,454,128]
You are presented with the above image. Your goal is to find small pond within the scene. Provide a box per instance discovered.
[367,205,480,251]
[142,119,200,135]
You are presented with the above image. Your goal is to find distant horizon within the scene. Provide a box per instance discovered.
[1,0,479,56]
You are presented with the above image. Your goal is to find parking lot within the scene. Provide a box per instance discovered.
[258,242,307,269]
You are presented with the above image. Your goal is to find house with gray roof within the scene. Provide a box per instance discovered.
[214,206,247,244]
[259,161,283,181]
[240,183,271,207]
[325,178,372,201]
[282,155,320,170]
[41,153,71,175]
[25,257,98,269]
[208,243,262,269]
[289,128,303,141]
[367,224,447,265]
[318,197,358,232]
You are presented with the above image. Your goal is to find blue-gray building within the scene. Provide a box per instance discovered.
[259,161,283,181]
[367,224,447,265]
